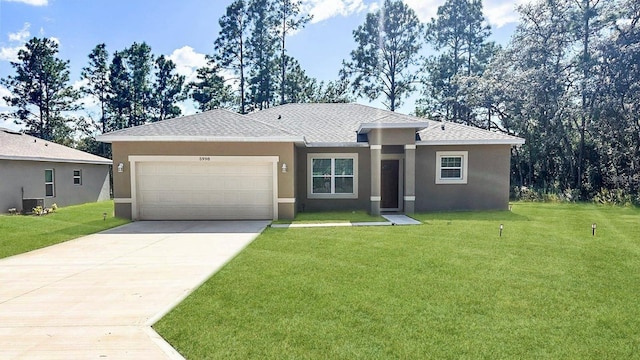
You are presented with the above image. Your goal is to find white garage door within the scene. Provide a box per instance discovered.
[136,161,274,220]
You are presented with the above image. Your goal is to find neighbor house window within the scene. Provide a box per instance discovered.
[308,153,358,199]
[435,151,468,184]
[73,170,82,185]
[45,169,55,197]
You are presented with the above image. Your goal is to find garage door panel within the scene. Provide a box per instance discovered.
[136,161,274,220]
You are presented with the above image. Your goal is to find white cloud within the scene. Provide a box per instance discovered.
[403,0,529,29]
[403,0,441,23]
[3,0,48,5]
[168,46,208,84]
[303,0,375,24]
[483,0,531,28]
[1,22,31,62]
[0,46,24,62]
[8,23,31,42]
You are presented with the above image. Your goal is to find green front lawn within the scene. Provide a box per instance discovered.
[0,201,129,259]
[155,202,640,359]
[273,210,386,224]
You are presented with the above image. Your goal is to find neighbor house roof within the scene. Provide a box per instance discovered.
[0,128,112,165]
[97,103,525,146]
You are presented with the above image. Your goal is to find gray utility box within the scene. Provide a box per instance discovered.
[22,198,44,214]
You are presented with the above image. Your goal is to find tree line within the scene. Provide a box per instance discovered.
[1,0,639,202]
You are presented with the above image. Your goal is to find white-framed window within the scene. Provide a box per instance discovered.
[73,169,82,185]
[435,151,468,184]
[307,153,358,199]
[45,169,55,197]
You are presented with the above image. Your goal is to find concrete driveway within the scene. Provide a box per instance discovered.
[0,221,269,359]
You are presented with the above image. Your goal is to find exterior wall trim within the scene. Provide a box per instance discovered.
[100,136,304,143]
[113,198,132,204]
[417,139,524,146]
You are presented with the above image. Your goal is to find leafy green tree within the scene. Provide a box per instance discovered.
[215,0,250,113]
[151,55,186,122]
[341,0,423,111]
[420,0,495,124]
[589,0,640,197]
[273,0,311,104]
[279,55,315,103]
[80,43,111,134]
[247,0,278,110]
[107,51,131,131]
[0,37,80,143]
[188,61,235,111]
[124,42,154,127]
[106,43,154,129]
[310,78,353,103]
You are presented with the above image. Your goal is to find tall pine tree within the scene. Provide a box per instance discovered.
[341,0,423,111]
[1,37,80,143]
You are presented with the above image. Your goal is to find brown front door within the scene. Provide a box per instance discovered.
[381,159,400,209]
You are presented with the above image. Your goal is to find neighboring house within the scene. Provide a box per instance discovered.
[0,128,112,213]
[97,103,525,221]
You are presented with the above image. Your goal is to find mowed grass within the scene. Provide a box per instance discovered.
[0,201,129,259]
[155,203,640,359]
[273,210,385,224]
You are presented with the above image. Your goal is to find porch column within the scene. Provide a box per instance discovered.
[404,144,416,214]
[370,145,382,215]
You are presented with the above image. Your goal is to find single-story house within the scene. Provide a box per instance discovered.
[97,103,525,221]
[0,128,112,213]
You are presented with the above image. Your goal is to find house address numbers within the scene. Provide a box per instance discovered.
[199,156,211,161]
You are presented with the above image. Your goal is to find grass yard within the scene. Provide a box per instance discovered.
[0,201,129,259]
[273,210,385,224]
[155,203,640,359]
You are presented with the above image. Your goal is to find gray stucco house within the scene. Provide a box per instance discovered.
[97,103,525,221]
[0,128,112,213]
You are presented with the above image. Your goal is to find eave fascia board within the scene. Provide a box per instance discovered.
[304,142,370,148]
[357,122,431,134]
[97,135,306,144]
[0,155,112,165]
[416,139,526,146]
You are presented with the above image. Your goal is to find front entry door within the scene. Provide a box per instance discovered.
[381,159,400,210]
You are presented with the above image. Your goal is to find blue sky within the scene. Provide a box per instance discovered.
[0,0,524,131]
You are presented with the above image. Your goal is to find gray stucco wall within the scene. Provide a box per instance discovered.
[296,147,371,212]
[0,160,110,213]
[296,144,512,213]
[415,145,512,211]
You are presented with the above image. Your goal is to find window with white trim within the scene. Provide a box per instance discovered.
[308,154,358,198]
[73,169,82,185]
[45,169,55,197]
[435,151,468,184]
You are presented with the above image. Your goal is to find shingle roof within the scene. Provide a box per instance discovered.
[97,103,524,146]
[417,121,525,145]
[248,103,432,143]
[0,128,112,165]
[98,109,301,142]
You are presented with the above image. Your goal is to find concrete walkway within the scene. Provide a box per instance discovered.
[0,221,269,359]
